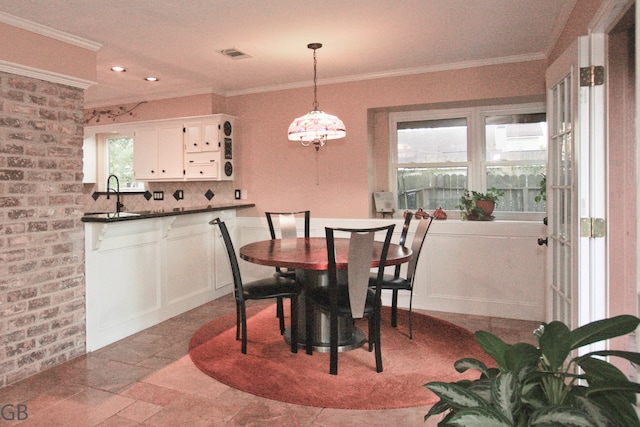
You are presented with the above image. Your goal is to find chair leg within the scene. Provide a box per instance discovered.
[305,297,314,355]
[277,296,285,335]
[329,310,338,375]
[390,289,399,327]
[368,316,374,352]
[374,309,383,372]
[409,288,414,340]
[235,301,241,341]
[240,303,248,354]
[290,296,298,353]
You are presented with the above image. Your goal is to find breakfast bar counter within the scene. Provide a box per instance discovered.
[83,204,253,351]
[81,202,255,222]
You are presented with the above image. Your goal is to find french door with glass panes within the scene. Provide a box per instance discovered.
[545,35,606,331]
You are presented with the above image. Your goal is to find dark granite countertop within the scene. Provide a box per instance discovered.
[81,203,255,223]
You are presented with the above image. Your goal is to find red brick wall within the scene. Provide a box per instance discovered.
[0,71,85,386]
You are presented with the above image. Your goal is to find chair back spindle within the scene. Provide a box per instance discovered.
[266,210,310,240]
[278,214,298,239]
[346,231,376,318]
[406,216,433,283]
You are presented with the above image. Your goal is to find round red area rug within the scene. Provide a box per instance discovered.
[188,304,493,410]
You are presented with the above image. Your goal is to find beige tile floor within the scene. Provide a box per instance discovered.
[0,294,541,426]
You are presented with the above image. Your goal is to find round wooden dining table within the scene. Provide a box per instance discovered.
[239,237,412,352]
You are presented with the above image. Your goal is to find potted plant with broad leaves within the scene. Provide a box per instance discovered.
[456,187,505,220]
[424,315,640,426]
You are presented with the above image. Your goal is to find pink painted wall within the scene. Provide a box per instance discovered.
[548,0,604,64]
[606,12,636,358]
[84,93,227,125]
[0,22,96,82]
[224,60,547,218]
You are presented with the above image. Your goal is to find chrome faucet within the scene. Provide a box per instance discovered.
[106,174,124,213]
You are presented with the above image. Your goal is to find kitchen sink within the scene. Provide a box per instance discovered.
[84,211,142,219]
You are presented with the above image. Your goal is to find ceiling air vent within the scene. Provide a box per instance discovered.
[218,48,251,60]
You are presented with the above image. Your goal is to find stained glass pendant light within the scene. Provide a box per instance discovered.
[288,43,346,150]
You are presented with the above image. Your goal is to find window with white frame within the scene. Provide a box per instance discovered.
[96,133,145,191]
[390,103,547,220]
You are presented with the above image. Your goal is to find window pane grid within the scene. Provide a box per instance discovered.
[397,167,467,211]
[106,136,144,191]
[392,103,546,217]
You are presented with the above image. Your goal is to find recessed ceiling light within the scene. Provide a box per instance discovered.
[110,66,126,72]
[144,77,159,82]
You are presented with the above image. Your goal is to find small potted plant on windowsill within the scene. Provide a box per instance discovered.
[456,188,505,220]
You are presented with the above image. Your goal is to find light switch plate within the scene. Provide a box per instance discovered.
[153,191,164,200]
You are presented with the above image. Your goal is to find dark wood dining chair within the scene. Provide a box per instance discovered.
[265,210,310,334]
[370,215,433,339]
[210,218,301,354]
[305,224,395,375]
[369,211,412,330]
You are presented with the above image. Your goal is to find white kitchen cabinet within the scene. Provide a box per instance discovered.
[184,120,221,180]
[133,125,184,181]
[87,114,235,183]
[84,210,237,351]
[184,152,220,180]
[183,115,235,181]
[82,134,97,183]
[184,121,219,153]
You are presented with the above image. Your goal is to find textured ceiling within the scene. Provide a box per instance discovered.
[0,0,576,107]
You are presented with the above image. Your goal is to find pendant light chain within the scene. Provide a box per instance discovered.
[312,47,319,111]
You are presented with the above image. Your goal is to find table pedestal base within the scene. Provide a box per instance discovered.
[284,327,366,353]
[287,269,367,352]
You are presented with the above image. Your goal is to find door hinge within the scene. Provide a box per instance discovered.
[580,66,604,87]
[580,217,605,238]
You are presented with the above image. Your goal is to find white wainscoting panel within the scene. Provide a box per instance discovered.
[235,216,546,321]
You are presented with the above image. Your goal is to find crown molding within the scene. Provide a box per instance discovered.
[0,11,101,51]
[224,52,546,97]
[83,87,221,110]
[0,60,95,89]
[83,52,545,107]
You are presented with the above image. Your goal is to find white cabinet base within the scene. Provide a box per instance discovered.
[85,211,235,351]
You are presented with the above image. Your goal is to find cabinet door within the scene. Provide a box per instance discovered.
[184,123,201,154]
[202,123,219,152]
[184,151,220,180]
[157,126,184,179]
[184,122,220,153]
[82,135,97,183]
[133,128,160,180]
